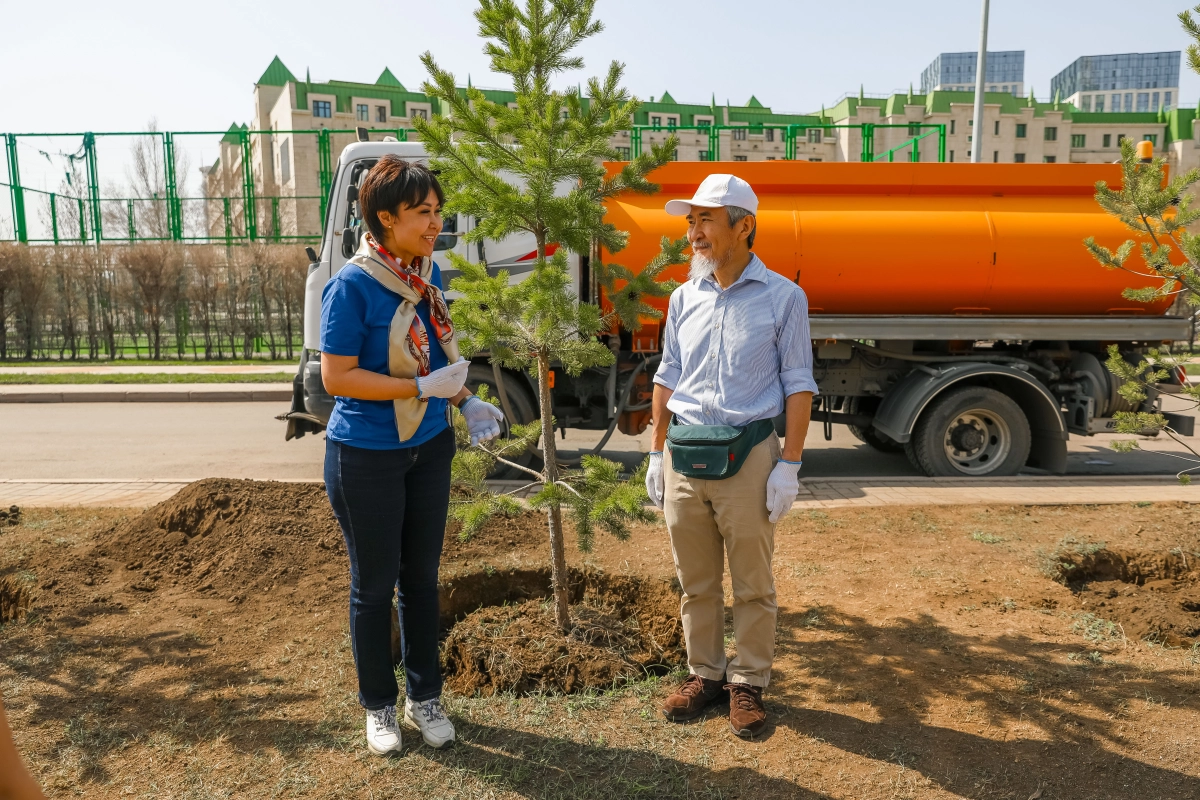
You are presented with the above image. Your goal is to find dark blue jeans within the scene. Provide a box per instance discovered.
[324,426,454,710]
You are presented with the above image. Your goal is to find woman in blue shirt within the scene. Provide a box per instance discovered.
[320,155,504,756]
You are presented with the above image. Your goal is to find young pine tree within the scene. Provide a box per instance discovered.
[1085,137,1200,481]
[415,0,687,633]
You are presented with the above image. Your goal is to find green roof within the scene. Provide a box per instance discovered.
[659,90,675,103]
[376,68,405,89]
[220,123,246,145]
[257,56,296,87]
[746,95,764,108]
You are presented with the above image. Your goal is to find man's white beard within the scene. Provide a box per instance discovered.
[689,253,719,281]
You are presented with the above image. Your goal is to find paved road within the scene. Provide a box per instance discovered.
[1,401,1196,481]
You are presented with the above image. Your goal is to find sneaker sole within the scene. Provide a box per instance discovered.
[366,739,403,756]
[729,720,766,739]
[403,712,455,749]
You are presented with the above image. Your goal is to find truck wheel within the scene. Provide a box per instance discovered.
[845,396,904,453]
[848,424,905,453]
[464,363,542,479]
[905,386,1031,477]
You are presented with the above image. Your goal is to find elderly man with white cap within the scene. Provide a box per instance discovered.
[647,173,817,738]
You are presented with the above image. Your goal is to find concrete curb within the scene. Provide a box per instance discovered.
[0,384,292,403]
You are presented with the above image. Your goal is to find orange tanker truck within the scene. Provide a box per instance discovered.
[285,141,1194,478]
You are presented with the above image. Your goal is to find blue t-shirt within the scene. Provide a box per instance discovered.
[320,262,450,450]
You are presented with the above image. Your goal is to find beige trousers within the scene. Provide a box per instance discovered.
[664,434,780,688]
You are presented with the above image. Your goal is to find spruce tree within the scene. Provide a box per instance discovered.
[1085,138,1200,480]
[415,0,686,632]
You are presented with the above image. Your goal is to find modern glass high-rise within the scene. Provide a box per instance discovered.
[920,51,1025,96]
[1050,52,1179,113]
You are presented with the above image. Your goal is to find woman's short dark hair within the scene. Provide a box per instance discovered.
[359,155,445,242]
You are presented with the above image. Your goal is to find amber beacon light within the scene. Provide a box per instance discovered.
[1137,139,1155,163]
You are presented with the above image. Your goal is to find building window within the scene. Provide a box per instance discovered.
[1124,92,1133,112]
[908,124,921,136]
[672,149,679,161]
[651,115,662,128]
[1117,134,1127,146]
[994,120,1000,135]
[1145,134,1157,145]
[1044,155,1056,163]
[949,150,955,162]
[1136,92,1149,112]
[1016,123,1027,139]
[807,129,822,144]
[1044,127,1057,141]
[732,128,747,140]
[1014,153,1026,163]
[280,139,291,183]
[1103,133,1112,147]
[1165,91,1173,110]
[313,100,332,118]
[1071,134,1086,148]
[993,151,999,162]
[766,156,776,160]
[695,117,712,128]
[1152,91,1160,110]
[1082,95,1093,112]
[808,157,822,162]
[614,146,631,160]
[666,116,677,129]
[377,106,388,122]
[409,107,428,121]
[950,119,956,134]
[733,155,748,161]
[699,150,711,161]
[765,128,774,142]
[356,104,369,121]
[1095,95,1105,112]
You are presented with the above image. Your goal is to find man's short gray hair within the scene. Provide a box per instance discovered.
[726,205,757,250]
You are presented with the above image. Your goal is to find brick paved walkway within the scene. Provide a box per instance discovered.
[2,476,1194,510]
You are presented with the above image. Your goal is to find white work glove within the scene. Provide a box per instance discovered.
[415,358,469,399]
[460,395,505,446]
[645,451,665,509]
[766,460,802,523]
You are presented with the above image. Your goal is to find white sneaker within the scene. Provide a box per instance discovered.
[403,696,455,749]
[365,705,402,755]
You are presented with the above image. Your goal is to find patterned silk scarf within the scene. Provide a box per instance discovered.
[365,234,455,379]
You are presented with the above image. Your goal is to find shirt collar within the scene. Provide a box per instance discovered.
[697,254,769,290]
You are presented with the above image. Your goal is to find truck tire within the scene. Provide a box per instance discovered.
[848,424,905,453]
[905,385,1031,477]
[845,396,904,453]
[464,362,542,479]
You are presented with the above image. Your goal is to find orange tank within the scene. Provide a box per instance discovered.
[600,161,1173,318]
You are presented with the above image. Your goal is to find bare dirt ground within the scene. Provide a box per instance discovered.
[1,482,1199,799]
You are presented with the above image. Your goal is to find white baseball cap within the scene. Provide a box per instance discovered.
[664,173,759,216]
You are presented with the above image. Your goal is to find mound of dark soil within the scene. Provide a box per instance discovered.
[442,570,684,696]
[1055,546,1200,645]
[94,478,344,601]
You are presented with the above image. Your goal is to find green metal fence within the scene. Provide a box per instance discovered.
[3,123,948,246]
[2,128,417,246]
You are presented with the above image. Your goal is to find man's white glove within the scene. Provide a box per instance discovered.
[645,451,665,509]
[766,460,802,523]
[460,395,505,446]
[415,359,469,399]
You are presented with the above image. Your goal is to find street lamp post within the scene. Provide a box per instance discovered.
[971,0,990,163]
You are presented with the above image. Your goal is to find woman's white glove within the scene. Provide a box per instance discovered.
[766,460,802,523]
[460,396,505,446]
[415,359,469,399]
[645,451,665,509]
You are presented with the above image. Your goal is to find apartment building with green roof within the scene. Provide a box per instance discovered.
[203,57,1200,239]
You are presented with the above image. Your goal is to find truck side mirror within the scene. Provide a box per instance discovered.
[341,227,359,258]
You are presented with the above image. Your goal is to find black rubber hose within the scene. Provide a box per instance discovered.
[848,341,1057,378]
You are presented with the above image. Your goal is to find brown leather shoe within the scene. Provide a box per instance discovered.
[727,683,767,738]
[661,674,727,721]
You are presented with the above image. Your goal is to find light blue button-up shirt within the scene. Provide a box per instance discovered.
[652,255,819,427]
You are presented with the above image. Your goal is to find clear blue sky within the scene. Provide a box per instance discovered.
[4,0,1199,189]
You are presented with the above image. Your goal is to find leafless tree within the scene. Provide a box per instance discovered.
[0,243,22,359]
[119,243,183,360]
[50,247,85,359]
[187,245,223,359]
[274,244,307,360]
[12,247,48,360]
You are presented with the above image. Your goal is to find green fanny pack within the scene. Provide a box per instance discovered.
[667,417,775,480]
